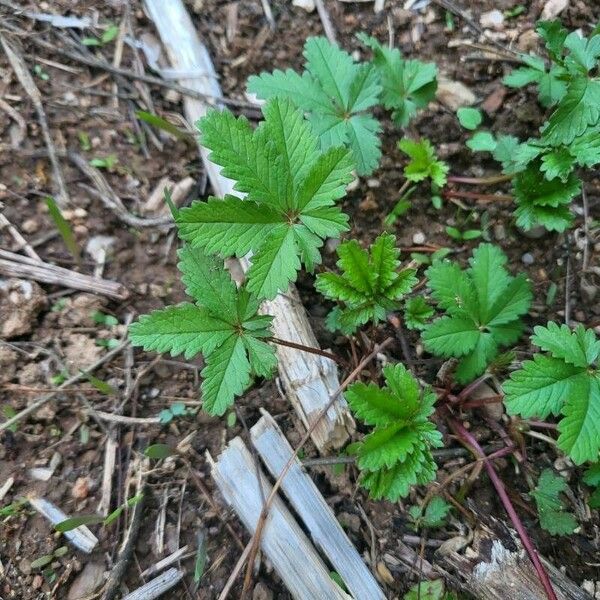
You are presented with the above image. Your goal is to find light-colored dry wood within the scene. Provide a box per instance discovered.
[0,250,128,299]
[437,519,593,600]
[28,496,98,553]
[140,546,189,579]
[251,411,385,600]
[98,433,117,516]
[121,567,184,600]
[209,437,351,600]
[144,0,354,451]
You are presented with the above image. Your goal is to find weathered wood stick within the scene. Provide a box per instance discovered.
[143,0,354,451]
[28,496,98,553]
[250,411,385,600]
[209,437,351,600]
[121,567,184,600]
[0,249,128,299]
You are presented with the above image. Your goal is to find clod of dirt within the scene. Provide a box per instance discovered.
[480,9,504,30]
[541,0,569,19]
[0,347,18,383]
[436,76,476,111]
[252,582,274,600]
[67,561,105,600]
[71,477,91,500]
[0,279,47,338]
[55,293,107,328]
[62,334,102,372]
[18,362,45,385]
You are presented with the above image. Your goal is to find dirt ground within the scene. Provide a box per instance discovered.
[1,0,599,598]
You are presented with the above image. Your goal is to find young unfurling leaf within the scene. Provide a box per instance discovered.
[316,233,417,334]
[176,98,354,300]
[529,469,577,535]
[129,245,277,415]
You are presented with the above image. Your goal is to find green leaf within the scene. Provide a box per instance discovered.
[466,131,497,152]
[537,20,568,60]
[177,245,238,320]
[558,376,600,464]
[348,364,440,501]
[404,297,434,330]
[541,77,600,146]
[403,580,446,600]
[248,37,382,175]
[532,322,600,368]
[201,336,251,415]
[179,98,352,298]
[424,244,531,383]
[144,444,176,459]
[457,107,482,130]
[530,469,577,535]
[129,303,233,359]
[46,197,80,263]
[31,555,56,569]
[504,354,587,418]
[136,110,190,141]
[540,147,576,181]
[359,33,437,127]
[399,138,448,188]
[55,515,104,532]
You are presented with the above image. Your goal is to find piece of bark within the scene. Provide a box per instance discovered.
[208,437,351,600]
[144,0,354,451]
[250,412,385,600]
[121,568,184,600]
[436,517,593,600]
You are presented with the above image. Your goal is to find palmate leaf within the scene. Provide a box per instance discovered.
[316,233,417,334]
[177,98,353,300]
[130,246,277,416]
[359,33,437,126]
[530,469,577,536]
[347,364,441,501]
[248,37,382,175]
[504,323,600,464]
[423,244,531,384]
[404,297,434,330]
[398,138,448,188]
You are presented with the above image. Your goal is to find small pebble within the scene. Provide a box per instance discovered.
[493,224,506,241]
[480,9,504,30]
[22,218,39,234]
[412,231,426,245]
[521,253,534,266]
[366,178,380,188]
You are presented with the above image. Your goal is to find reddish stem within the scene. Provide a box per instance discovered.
[448,418,558,600]
[525,420,558,431]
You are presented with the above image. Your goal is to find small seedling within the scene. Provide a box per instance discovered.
[78,131,92,151]
[46,196,80,263]
[159,402,189,424]
[583,464,600,509]
[90,155,119,170]
[530,469,577,535]
[408,496,452,530]
[82,23,119,46]
[31,546,68,570]
[92,311,119,327]
[346,363,442,501]
[404,297,434,330]
[33,64,49,81]
[445,225,482,241]
[359,34,437,127]
[504,322,600,464]
[316,233,417,334]
[398,138,449,189]
[423,243,532,383]
[456,107,483,130]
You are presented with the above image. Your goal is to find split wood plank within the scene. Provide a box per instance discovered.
[144,0,354,451]
[208,437,352,600]
[250,411,386,600]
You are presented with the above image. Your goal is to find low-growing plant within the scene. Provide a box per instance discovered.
[470,20,600,232]
[423,243,532,384]
[408,495,452,530]
[176,98,353,300]
[315,233,417,334]
[129,246,277,415]
[346,363,442,501]
[504,322,600,464]
[248,37,382,175]
[530,469,577,535]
